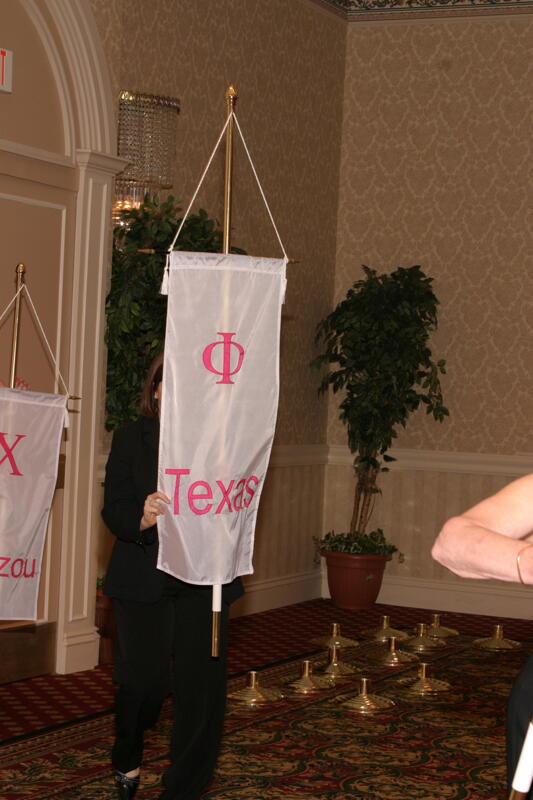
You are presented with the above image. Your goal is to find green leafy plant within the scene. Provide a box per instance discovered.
[315,529,399,558]
[312,264,448,554]
[105,194,244,430]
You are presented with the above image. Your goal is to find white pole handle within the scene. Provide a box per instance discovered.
[511,720,533,797]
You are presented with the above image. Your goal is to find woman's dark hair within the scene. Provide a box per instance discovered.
[140,351,164,417]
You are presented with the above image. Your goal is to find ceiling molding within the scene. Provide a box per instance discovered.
[308,0,533,21]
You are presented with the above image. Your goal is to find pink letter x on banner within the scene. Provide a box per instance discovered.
[0,388,66,620]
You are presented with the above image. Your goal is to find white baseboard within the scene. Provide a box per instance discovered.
[375,574,533,620]
[230,569,322,618]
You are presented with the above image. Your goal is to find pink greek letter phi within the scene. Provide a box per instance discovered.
[202,332,245,385]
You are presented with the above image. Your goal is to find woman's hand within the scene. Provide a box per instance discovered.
[140,491,170,530]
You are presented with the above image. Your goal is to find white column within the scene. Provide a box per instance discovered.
[55,149,126,674]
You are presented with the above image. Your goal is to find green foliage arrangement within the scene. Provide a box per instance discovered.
[105,194,243,430]
[313,264,448,554]
[317,529,398,557]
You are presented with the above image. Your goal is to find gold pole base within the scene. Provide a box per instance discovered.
[427,613,459,638]
[211,610,221,658]
[343,677,395,714]
[474,625,521,651]
[228,671,284,707]
[404,623,447,653]
[397,664,451,695]
[311,622,358,649]
[320,645,358,681]
[376,649,419,667]
[343,693,395,714]
[373,637,419,667]
[508,789,528,799]
[288,660,333,695]
[361,615,408,642]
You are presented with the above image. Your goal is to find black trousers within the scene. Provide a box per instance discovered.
[112,578,229,800]
[507,654,533,799]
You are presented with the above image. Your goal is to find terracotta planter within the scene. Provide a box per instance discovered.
[323,550,391,610]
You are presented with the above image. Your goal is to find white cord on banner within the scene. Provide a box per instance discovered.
[0,284,23,327]
[161,114,233,294]
[24,287,70,395]
[166,114,233,257]
[0,285,70,396]
[163,107,289,292]
[233,113,288,261]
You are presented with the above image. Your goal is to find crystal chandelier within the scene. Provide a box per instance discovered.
[113,90,180,225]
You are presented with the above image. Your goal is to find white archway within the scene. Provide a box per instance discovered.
[20,0,125,672]
[26,0,115,157]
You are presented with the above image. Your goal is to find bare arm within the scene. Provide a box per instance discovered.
[431,474,533,584]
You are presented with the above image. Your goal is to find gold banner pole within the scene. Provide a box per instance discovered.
[211,85,238,659]
[9,263,26,388]
[222,84,237,255]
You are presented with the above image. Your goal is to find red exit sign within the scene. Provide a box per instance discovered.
[1,48,13,92]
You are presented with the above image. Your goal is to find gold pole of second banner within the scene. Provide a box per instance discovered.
[222,85,237,255]
[9,263,26,388]
[211,85,238,659]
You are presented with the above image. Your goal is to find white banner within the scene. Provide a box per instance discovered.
[0,388,67,620]
[158,251,287,585]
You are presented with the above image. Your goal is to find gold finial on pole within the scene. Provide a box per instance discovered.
[222,85,238,255]
[9,263,26,388]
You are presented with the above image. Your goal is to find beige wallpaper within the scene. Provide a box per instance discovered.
[90,2,533,457]
[333,17,533,456]
[89,0,347,447]
[324,462,514,577]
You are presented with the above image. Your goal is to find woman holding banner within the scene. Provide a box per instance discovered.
[102,352,243,800]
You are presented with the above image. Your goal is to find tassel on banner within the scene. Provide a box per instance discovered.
[160,253,170,295]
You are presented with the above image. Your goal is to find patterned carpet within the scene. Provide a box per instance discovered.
[0,599,531,799]
[1,599,531,742]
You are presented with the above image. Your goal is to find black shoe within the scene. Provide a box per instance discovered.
[114,771,140,800]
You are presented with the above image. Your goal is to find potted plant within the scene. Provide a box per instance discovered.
[312,265,448,609]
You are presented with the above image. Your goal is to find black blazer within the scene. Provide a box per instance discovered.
[102,416,243,604]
